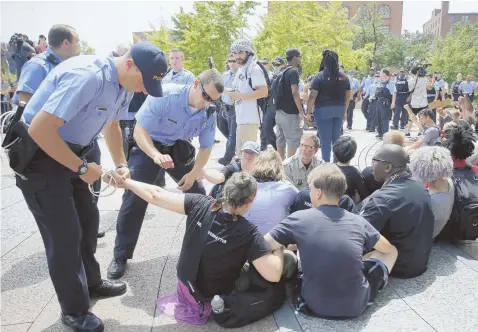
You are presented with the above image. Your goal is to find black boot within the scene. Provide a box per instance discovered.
[61,312,104,332]
[107,258,127,279]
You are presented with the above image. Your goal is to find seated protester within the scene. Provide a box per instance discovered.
[360,144,434,278]
[405,109,441,154]
[290,187,358,214]
[333,135,368,203]
[264,164,398,318]
[362,130,405,196]
[442,121,478,173]
[283,133,323,190]
[409,146,455,238]
[245,150,299,234]
[203,141,260,198]
[437,107,454,131]
[104,172,286,325]
[451,109,461,122]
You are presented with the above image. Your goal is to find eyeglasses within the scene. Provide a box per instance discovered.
[300,143,316,150]
[199,81,219,102]
[372,158,391,165]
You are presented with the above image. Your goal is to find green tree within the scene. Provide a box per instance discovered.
[149,1,258,75]
[254,1,371,77]
[402,31,435,69]
[147,23,174,53]
[79,40,95,55]
[352,2,389,68]
[430,22,478,82]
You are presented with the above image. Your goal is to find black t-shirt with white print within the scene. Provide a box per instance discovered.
[183,194,271,298]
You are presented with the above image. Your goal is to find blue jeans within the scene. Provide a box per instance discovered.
[314,106,344,162]
[222,105,237,163]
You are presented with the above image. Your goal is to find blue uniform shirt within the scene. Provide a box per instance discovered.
[349,77,360,95]
[14,48,63,104]
[368,79,380,100]
[459,81,476,95]
[135,84,216,148]
[361,75,374,95]
[221,70,235,105]
[24,56,133,146]
[162,68,195,85]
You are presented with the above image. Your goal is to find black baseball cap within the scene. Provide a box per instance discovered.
[285,49,301,58]
[272,56,285,66]
[130,42,168,97]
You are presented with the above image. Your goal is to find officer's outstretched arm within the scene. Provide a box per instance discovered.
[17,91,33,104]
[28,111,84,172]
[122,178,186,215]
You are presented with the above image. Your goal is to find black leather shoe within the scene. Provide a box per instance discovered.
[218,157,229,166]
[107,258,127,279]
[89,279,127,298]
[97,231,105,238]
[61,312,104,332]
[390,125,399,130]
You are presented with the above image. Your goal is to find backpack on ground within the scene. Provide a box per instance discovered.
[270,66,293,110]
[247,61,272,116]
[447,167,478,241]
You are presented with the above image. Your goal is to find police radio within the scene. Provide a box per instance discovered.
[1,101,38,178]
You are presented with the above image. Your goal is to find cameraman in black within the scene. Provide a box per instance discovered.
[10,33,36,79]
[375,69,395,139]
[391,68,409,130]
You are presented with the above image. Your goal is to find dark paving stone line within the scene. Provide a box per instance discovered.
[1,199,24,211]
[1,230,38,258]
[151,223,182,330]
[273,301,303,332]
[26,293,56,332]
[1,322,34,326]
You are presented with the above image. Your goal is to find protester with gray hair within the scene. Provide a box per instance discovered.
[409,146,455,238]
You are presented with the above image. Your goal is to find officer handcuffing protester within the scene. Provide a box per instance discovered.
[107,70,224,280]
[5,42,168,332]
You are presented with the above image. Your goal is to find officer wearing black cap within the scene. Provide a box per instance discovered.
[16,42,167,332]
[391,68,409,130]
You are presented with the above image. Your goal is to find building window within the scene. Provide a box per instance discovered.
[462,16,469,22]
[378,5,391,19]
[358,5,370,19]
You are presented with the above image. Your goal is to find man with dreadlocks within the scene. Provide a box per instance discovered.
[306,50,351,162]
[360,144,434,278]
[226,39,268,156]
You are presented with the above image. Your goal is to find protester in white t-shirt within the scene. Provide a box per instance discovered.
[225,39,268,156]
[405,66,428,136]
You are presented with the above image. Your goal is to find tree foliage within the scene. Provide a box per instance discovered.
[79,40,95,55]
[149,1,258,75]
[253,1,371,77]
[430,22,478,81]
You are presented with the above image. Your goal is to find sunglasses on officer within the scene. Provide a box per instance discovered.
[199,81,219,102]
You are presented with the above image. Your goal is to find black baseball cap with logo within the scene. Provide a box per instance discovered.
[130,42,168,97]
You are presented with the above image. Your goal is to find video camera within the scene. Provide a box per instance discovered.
[417,63,431,77]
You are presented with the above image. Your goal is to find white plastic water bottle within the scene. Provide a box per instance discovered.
[211,295,224,314]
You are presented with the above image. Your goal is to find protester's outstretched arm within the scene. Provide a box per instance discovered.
[105,175,185,215]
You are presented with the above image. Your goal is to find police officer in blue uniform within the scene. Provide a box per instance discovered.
[107,70,224,279]
[16,42,167,332]
[162,48,196,85]
[391,68,409,130]
[367,74,380,133]
[359,68,376,131]
[375,69,396,139]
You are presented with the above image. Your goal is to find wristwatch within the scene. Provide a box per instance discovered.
[77,159,88,176]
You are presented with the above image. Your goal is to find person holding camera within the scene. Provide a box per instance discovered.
[405,66,429,137]
[10,33,36,79]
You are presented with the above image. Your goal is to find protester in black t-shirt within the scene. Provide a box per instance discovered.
[360,145,434,278]
[305,50,351,162]
[275,49,304,159]
[333,136,368,202]
[265,164,397,318]
[105,172,285,325]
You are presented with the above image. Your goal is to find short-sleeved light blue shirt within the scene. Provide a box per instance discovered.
[135,84,216,148]
[361,75,374,95]
[221,71,235,105]
[349,77,360,94]
[13,48,63,104]
[24,56,133,146]
[162,68,195,85]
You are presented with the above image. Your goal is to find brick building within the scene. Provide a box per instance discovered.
[423,1,478,37]
[285,1,403,35]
